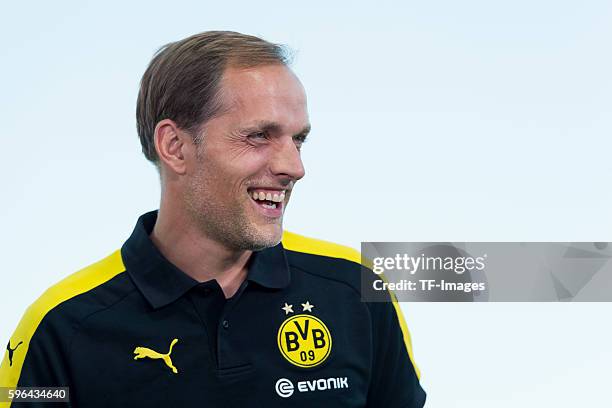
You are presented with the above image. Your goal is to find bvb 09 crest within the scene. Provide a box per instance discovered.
[277,301,332,368]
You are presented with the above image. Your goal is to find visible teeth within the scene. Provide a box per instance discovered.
[271,193,286,203]
[251,189,287,202]
[262,202,277,209]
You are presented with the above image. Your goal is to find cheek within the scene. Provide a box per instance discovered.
[198,156,257,200]
[200,142,271,191]
[226,150,270,182]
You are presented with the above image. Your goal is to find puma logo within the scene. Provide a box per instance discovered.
[6,340,23,367]
[133,338,179,374]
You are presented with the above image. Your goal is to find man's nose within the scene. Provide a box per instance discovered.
[270,136,306,181]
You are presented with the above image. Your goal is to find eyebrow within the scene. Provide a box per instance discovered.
[245,121,311,138]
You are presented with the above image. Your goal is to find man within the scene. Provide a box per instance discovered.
[0,31,426,407]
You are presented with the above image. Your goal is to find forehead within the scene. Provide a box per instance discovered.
[217,64,308,125]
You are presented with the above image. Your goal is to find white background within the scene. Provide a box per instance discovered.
[1,1,611,406]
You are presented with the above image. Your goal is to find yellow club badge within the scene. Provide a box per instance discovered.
[277,301,332,368]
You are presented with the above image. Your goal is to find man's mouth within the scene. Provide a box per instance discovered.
[248,188,286,210]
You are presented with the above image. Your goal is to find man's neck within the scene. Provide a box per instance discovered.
[150,207,251,299]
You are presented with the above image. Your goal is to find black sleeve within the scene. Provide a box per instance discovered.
[366,299,426,407]
[1,308,73,408]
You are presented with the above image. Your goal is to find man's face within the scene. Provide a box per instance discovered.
[183,64,309,251]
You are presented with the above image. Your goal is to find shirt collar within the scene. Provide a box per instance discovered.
[121,210,290,309]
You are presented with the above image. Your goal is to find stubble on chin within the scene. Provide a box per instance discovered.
[184,188,283,251]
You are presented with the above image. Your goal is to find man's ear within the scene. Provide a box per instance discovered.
[154,119,191,175]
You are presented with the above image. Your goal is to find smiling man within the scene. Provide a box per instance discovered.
[0,31,426,407]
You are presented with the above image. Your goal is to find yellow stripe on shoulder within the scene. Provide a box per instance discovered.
[390,300,422,380]
[281,231,361,264]
[282,230,421,380]
[0,249,125,391]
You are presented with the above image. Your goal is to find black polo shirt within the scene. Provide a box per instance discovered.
[1,210,426,407]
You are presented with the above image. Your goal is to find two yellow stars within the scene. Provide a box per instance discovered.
[282,301,314,315]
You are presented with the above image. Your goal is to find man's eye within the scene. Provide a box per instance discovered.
[249,131,268,140]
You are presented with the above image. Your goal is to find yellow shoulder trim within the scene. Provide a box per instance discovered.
[390,295,422,380]
[281,230,361,264]
[281,231,421,380]
[0,249,125,392]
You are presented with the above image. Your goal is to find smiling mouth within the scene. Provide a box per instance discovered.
[248,188,286,210]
